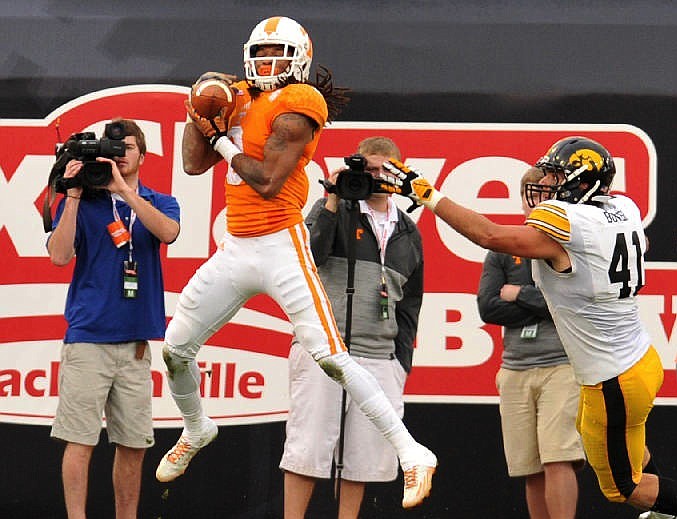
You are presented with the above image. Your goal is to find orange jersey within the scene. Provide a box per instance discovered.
[224,81,328,237]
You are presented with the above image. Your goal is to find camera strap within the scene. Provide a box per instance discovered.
[41,183,57,233]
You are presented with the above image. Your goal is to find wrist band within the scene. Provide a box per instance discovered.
[424,189,443,211]
[212,136,242,163]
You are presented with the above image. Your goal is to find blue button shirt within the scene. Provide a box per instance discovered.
[50,182,180,343]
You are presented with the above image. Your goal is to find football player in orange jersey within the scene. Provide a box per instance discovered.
[155,16,437,510]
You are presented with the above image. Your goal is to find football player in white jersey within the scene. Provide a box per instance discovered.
[384,136,676,517]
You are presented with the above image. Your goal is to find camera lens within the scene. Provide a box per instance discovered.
[82,162,113,187]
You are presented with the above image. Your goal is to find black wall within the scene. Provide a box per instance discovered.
[5,404,677,518]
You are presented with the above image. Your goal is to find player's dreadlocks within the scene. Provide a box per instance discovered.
[311,65,350,123]
[247,65,349,123]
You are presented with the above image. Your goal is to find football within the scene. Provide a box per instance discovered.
[190,79,236,119]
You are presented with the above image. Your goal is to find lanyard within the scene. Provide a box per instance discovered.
[111,192,137,262]
[365,206,395,263]
[363,200,396,320]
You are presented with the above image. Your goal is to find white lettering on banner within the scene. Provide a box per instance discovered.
[0,341,289,428]
[0,156,56,256]
[172,150,629,265]
[414,293,494,367]
[0,153,635,263]
[1,97,668,419]
[436,157,529,264]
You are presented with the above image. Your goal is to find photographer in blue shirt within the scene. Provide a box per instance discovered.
[48,119,180,519]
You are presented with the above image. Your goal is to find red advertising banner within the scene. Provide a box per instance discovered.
[0,86,674,427]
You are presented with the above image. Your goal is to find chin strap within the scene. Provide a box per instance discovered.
[577,179,601,204]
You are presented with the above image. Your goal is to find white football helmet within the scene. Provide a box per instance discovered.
[243,16,313,91]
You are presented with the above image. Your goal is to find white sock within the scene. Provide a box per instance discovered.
[320,352,417,459]
[165,355,205,437]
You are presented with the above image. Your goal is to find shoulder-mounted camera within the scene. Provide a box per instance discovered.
[49,121,127,193]
[320,154,389,201]
[42,121,127,232]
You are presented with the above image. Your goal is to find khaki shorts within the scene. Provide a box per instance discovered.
[280,342,406,482]
[496,364,584,477]
[51,342,154,449]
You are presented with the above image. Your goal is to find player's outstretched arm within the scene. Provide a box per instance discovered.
[383,159,564,261]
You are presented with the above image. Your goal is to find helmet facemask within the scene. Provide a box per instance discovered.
[525,168,564,208]
[525,165,601,207]
[243,17,312,91]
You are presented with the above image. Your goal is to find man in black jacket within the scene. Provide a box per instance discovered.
[280,137,424,519]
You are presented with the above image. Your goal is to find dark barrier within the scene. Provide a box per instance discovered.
[3,403,676,518]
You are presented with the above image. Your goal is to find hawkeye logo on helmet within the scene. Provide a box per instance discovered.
[569,149,604,171]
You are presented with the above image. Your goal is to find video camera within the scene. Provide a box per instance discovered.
[49,121,127,193]
[321,154,390,201]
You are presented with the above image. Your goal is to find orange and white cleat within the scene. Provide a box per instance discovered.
[401,446,437,508]
[156,418,218,482]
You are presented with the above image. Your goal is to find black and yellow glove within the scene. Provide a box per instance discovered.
[382,158,443,213]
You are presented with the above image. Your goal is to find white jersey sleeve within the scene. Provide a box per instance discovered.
[526,196,652,385]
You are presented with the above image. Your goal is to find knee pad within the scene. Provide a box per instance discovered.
[164,315,203,358]
[294,324,335,360]
[162,344,193,378]
[162,344,201,394]
[317,351,351,384]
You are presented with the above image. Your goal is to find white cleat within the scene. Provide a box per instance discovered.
[156,418,218,482]
[638,513,676,519]
[401,446,437,509]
